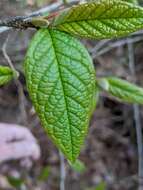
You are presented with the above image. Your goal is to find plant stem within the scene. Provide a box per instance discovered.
[2,34,27,124]
[59,151,66,190]
[2,34,17,73]
[127,41,143,190]
[0,0,79,30]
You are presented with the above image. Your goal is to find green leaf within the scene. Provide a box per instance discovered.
[69,159,86,173]
[24,29,96,162]
[98,77,143,104]
[95,182,106,190]
[51,0,143,39]
[86,182,106,190]
[0,66,14,86]
[7,176,24,188]
[38,166,50,181]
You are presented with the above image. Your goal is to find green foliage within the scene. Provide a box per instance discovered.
[87,181,106,190]
[38,166,50,181]
[0,66,14,86]
[7,176,24,188]
[98,77,143,104]
[69,159,86,173]
[22,0,143,162]
[24,28,97,162]
[51,0,143,39]
[95,182,106,190]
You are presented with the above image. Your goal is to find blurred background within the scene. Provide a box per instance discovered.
[0,0,143,190]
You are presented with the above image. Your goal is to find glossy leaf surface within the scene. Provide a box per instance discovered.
[24,29,96,162]
[52,0,143,39]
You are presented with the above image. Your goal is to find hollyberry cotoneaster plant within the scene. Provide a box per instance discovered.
[1,0,143,163]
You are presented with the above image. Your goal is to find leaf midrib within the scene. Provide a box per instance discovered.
[48,30,74,161]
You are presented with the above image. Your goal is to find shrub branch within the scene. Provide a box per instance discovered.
[0,0,79,30]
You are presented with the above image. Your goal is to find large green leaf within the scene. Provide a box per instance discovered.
[24,29,96,162]
[0,66,14,86]
[98,77,143,104]
[51,0,143,39]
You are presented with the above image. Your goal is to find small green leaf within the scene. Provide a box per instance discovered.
[86,181,106,190]
[69,159,86,173]
[24,29,97,162]
[0,66,14,86]
[51,0,143,39]
[38,166,50,181]
[7,176,24,188]
[98,77,143,104]
[95,182,106,190]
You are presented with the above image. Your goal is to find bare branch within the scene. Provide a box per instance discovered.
[0,16,35,29]
[91,36,143,58]
[59,151,66,190]
[2,34,17,73]
[0,0,79,30]
[127,40,143,190]
[30,0,79,17]
[2,34,27,124]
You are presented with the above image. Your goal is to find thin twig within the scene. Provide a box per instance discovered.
[0,16,35,29]
[0,0,79,30]
[92,36,143,58]
[2,35,17,73]
[0,26,10,34]
[127,40,143,190]
[59,151,66,190]
[90,39,110,53]
[30,0,79,17]
[2,34,27,124]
